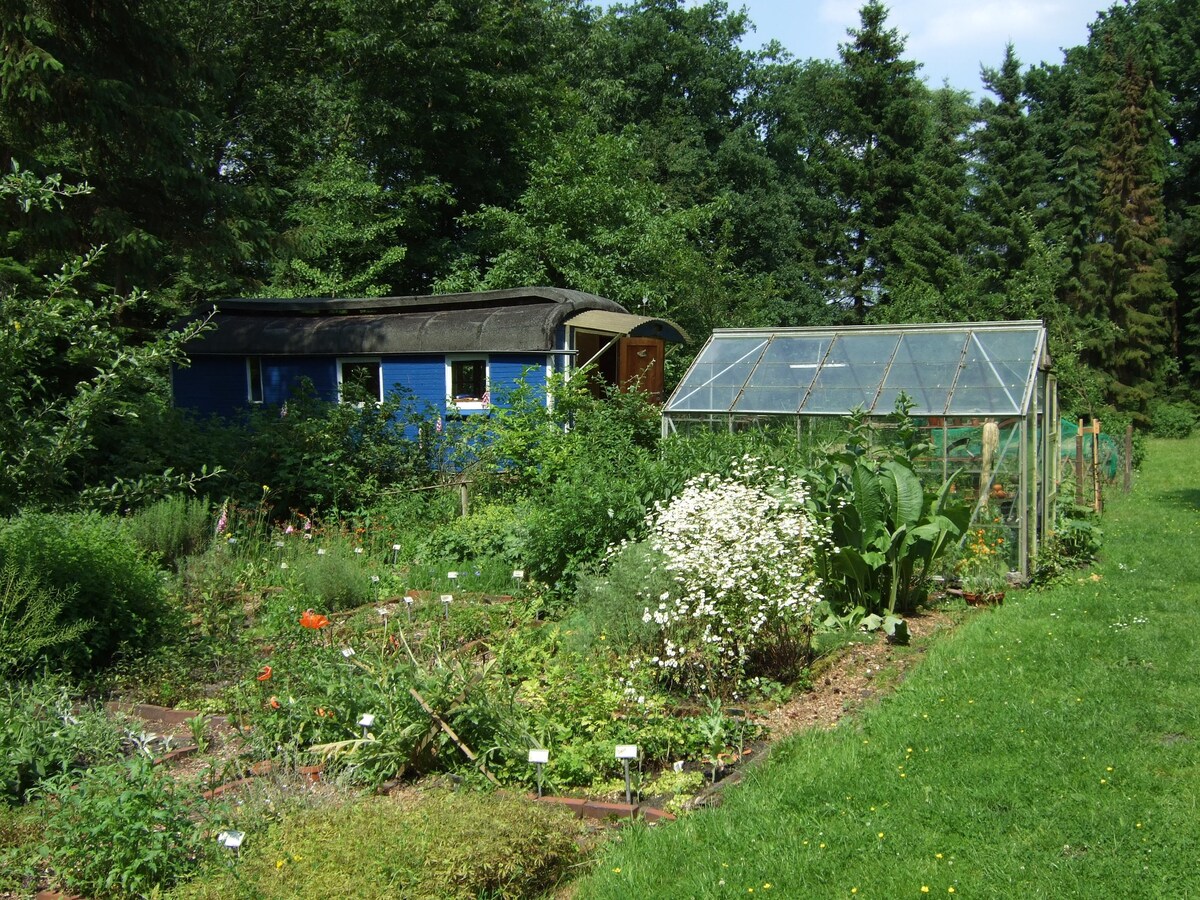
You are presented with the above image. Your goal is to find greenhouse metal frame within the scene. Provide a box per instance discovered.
[663,321,1059,576]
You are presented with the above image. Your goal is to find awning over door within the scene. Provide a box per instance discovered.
[564,310,689,344]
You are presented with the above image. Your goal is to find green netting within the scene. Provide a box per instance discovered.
[1059,419,1120,480]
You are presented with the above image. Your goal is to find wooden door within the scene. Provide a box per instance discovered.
[618,337,665,400]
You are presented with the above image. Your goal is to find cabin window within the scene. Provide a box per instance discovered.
[247,357,264,404]
[448,357,489,410]
[338,359,383,404]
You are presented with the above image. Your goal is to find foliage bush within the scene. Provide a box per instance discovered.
[563,540,670,656]
[43,756,206,899]
[1033,504,1104,585]
[1149,400,1196,438]
[640,457,825,696]
[419,501,531,567]
[226,380,445,515]
[0,511,172,672]
[171,790,582,900]
[804,404,969,617]
[0,677,125,804]
[0,564,90,677]
[124,493,212,567]
[283,542,375,611]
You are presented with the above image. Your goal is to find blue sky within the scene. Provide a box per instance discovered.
[735,0,1107,96]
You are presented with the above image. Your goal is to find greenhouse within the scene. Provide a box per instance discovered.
[663,321,1059,577]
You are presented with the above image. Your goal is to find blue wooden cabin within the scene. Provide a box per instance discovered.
[173,287,687,421]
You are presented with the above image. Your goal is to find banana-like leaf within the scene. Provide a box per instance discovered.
[852,463,886,539]
[882,460,925,527]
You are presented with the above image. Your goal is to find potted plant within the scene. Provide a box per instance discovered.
[959,561,1008,604]
[955,527,1009,604]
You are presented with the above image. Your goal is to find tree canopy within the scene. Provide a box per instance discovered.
[1,0,1197,507]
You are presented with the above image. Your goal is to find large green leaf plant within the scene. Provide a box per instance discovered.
[807,399,969,623]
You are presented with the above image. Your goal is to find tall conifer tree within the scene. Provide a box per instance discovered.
[1079,33,1175,419]
[826,0,928,319]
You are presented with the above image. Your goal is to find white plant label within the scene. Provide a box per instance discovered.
[528,748,549,764]
[358,713,376,728]
[219,830,245,849]
[512,569,525,580]
[447,571,458,580]
[440,594,453,604]
[615,744,639,760]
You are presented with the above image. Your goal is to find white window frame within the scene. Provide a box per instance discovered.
[337,357,383,405]
[446,355,490,411]
[247,356,264,404]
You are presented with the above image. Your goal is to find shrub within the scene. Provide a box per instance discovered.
[1149,400,1196,439]
[283,542,374,611]
[43,756,205,899]
[420,502,530,566]
[641,457,825,696]
[124,494,212,566]
[0,676,125,803]
[0,564,90,677]
[564,540,669,656]
[0,511,171,671]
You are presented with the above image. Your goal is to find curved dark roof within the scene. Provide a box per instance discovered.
[188,287,687,355]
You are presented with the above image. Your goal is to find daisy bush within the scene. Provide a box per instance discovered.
[641,456,826,696]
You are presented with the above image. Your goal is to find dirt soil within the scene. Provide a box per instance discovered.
[761,607,959,740]
[679,606,963,809]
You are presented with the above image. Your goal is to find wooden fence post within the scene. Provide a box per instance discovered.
[1075,420,1085,508]
[1124,424,1133,493]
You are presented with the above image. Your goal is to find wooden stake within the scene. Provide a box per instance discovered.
[1075,421,1084,508]
[1124,424,1133,493]
[409,687,499,785]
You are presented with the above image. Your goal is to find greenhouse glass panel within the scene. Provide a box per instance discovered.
[667,335,768,412]
[801,333,899,413]
[874,331,967,415]
[734,335,831,413]
[947,330,1041,416]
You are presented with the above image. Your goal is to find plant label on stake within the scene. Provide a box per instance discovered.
[358,713,375,738]
[404,595,413,621]
[392,544,401,565]
[512,569,524,583]
[441,594,453,620]
[528,748,549,797]
[218,830,245,857]
[615,745,638,805]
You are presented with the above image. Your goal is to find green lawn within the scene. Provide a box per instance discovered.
[576,436,1200,899]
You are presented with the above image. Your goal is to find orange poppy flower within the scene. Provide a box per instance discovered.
[299,609,331,629]
[315,707,329,718]
[269,696,281,709]
[257,665,272,681]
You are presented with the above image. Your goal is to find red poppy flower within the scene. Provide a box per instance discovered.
[315,707,329,718]
[257,665,273,681]
[268,696,281,709]
[299,609,331,629]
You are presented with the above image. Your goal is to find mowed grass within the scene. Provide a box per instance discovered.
[576,437,1200,899]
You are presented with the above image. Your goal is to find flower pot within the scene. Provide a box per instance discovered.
[962,590,1004,606]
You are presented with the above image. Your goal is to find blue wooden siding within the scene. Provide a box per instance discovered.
[176,353,552,421]
[263,358,337,404]
[382,356,445,415]
[173,358,247,418]
[490,355,549,409]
